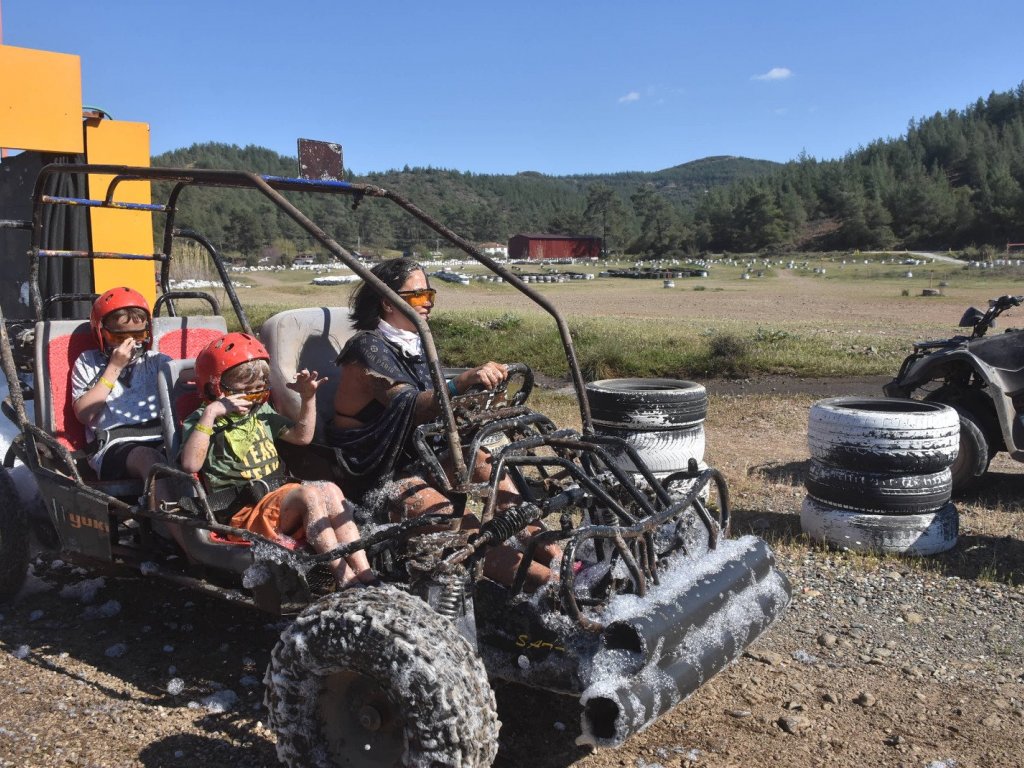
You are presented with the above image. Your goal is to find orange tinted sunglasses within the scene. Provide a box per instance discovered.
[103,328,150,343]
[397,288,436,308]
[224,387,270,404]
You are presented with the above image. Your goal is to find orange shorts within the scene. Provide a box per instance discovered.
[229,482,305,541]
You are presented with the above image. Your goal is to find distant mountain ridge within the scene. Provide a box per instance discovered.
[151,144,777,256]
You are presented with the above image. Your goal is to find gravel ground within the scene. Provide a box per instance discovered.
[1,382,1023,768]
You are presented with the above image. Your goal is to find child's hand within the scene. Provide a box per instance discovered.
[288,369,327,400]
[109,337,136,369]
[207,394,253,419]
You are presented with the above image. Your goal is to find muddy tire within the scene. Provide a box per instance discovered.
[0,467,30,601]
[805,460,952,515]
[808,397,959,473]
[800,496,958,556]
[264,586,499,768]
[586,378,708,429]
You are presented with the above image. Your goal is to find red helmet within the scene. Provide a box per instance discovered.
[195,332,270,400]
[90,286,152,355]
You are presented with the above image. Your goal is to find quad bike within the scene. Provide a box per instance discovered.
[0,152,791,767]
[885,294,1024,493]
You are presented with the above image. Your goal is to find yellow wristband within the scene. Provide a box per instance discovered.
[99,376,116,390]
[194,422,215,436]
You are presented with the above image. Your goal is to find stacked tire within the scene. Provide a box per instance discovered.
[802,397,959,556]
[585,378,708,483]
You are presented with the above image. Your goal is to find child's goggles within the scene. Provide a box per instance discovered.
[224,387,271,404]
[102,328,151,344]
[397,288,436,308]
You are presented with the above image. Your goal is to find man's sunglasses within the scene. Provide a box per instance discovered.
[397,288,436,308]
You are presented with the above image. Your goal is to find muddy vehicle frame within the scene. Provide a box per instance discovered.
[885,293,1024,492]
[0,158,791,767]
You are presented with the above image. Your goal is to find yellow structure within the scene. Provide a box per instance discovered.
[0,43,155,306]
[84,119,155,302]
[0,44,83,154]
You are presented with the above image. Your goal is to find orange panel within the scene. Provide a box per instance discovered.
[0,45,84,153]
[84,119,156,307]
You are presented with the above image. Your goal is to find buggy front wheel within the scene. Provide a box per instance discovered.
[264,586,499,768]
[0,467,30,601]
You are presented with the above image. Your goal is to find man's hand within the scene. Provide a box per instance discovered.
[288,369,327,401]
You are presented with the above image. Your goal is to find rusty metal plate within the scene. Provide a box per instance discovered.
[298,138,344,181]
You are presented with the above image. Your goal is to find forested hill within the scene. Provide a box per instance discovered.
[153,82,1024,260]
[151,144,776,260]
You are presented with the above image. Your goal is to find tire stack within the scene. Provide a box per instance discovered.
[585,378,708,483]
[802,397,959,556]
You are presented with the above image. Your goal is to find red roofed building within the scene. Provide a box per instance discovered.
[508,234,601,260]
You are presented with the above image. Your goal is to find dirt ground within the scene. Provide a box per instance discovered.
[2,271,1023,767]
[2,375,1022,768]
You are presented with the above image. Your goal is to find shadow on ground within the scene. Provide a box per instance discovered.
[731,463,1024,587]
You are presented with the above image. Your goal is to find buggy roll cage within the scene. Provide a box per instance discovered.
[4,162,594,488]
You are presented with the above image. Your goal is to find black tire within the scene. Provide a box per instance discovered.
[586,378,708,429]
[948,410,990,495]
[265,586,499,768]
[808,397,959,473]
[800,496,958,556]
[805,460,952,515]
[0,467,30,601]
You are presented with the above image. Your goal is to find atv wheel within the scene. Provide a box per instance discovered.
[0,467,31,601]
[948,410,990,494]
[265,586,499,768]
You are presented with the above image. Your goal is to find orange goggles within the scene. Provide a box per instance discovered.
[397,288,436,308]
[225,388,270,404]
[103,328,151,343]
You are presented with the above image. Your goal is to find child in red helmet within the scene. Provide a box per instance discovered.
[71,287,170,481]
[180,332,375,588]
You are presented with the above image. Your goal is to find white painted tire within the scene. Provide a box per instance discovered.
[808,397,959,473]
[800,496,958,556]
[586,379,707,429]
[595,423,705,476]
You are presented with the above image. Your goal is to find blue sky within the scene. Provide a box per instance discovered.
[4,1,1024,176]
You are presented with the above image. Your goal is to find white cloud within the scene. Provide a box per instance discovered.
[753,67,793,81]
[618,91,641,104]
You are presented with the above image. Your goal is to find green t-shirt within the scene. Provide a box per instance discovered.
[181,403,291,493]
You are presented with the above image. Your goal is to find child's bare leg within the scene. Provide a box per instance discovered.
[320,483,375,584]
[126,445,173,503]
[279,485,355,586]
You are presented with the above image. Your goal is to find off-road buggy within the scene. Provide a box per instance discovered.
[0,156,791,767]
[885,293,1024,493]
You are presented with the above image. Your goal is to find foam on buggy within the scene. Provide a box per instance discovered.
[259,307,357,435]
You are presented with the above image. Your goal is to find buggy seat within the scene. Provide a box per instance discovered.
[259,306,357,434]
[34,314,226,497]
[155,356,255,573]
